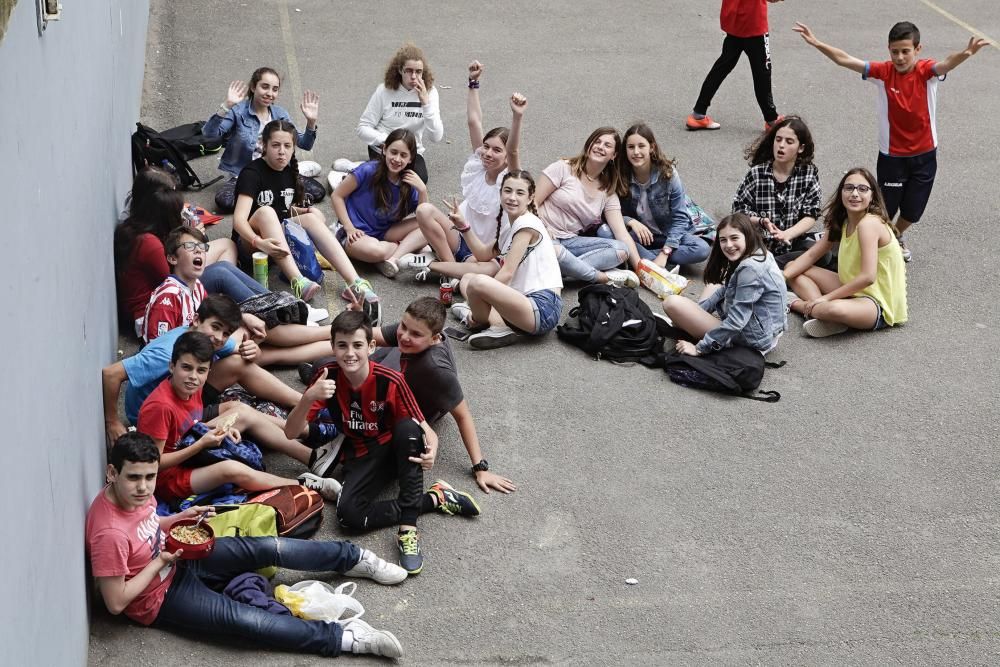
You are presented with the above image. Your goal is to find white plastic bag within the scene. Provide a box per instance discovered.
[283,580,364,623]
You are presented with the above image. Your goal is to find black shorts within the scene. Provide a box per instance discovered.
[876,149,937,224]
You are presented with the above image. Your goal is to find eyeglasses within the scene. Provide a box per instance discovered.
[842,184,872,194]
[401,67,423,76]
[178,241,209,252]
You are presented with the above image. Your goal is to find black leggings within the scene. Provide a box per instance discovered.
[368,146,429,185]
[694,33,778,122]
[336,418,428,529]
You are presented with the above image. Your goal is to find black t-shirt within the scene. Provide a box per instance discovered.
[236,158,297,222]
[372,323,464,424]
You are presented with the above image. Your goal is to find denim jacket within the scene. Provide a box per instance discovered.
[202,100,316,178]
[619,169,693,249]
[696,251,787,354]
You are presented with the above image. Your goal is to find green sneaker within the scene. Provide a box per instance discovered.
[291,276,321,301]
[397,529,423,574]
[429,480,481,517]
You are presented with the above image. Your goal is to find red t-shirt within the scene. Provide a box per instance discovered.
[142,276,207,343]
[307,361,424,460]
[720,0,768,38]
[85,489,175,625]
[137,378,203,497]
[864,59,940,156]
[118,233,170,323]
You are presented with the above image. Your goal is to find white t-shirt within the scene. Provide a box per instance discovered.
[538,159,621,239]
[498,212,563,295]
[458,149,507,243]
[356,84,444,155]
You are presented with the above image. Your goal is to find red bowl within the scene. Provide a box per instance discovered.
[165,519,216,560]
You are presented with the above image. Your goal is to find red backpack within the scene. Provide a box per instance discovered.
[247,485,324,538]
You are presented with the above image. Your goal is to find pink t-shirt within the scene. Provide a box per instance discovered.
[538,160,620,240]
[85,489,175,625]
[863,59,940,157]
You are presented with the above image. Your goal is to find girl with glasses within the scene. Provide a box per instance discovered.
[783,167,908,337]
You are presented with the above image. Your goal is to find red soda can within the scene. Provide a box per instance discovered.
[439,278,453,305]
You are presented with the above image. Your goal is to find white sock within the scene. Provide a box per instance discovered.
[341,629,355,652]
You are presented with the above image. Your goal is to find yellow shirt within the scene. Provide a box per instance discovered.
[838,221,908,325]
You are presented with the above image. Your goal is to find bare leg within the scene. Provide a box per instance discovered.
[257,340,335,367]
[263,324,331,347]
[894,216,912,235]
[249,207,302,282]
[209,356,302,408]
[662,295,721,339]
[810,298,880,330]
[213,403,312,465]
[190,459,299,494]
[429,258,499,281]
[384,218,427,261]
[345,235,399,263]
[463,274,537,332]
[415,203,459,262]
[208,238,238,265]
[787,267,841,315]
[294,211,361,284]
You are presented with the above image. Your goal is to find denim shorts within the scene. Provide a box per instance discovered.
[504,289,562,336]
[455,235,474,262]
[860,295,888,330]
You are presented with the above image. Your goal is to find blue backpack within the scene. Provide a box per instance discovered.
[176,421,265,470]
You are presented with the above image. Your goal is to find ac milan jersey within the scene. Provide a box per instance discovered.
[863,59,941,157]
[307,361,424,460]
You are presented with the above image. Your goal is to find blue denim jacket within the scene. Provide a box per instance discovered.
[202,100,316,178]
[696,251,787,354]
[619,169,694,249]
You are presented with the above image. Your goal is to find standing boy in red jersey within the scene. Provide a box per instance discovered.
[794,21,988,261]
[687,0,785,132]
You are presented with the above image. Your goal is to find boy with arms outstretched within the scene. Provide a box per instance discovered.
[86,432,405,658]
[794,20,989,261]
[285,311,480,574]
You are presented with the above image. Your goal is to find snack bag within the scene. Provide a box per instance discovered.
[637,259,688,299]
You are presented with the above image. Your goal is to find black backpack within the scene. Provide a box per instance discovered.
[662,346,785,402]
[131,122,224,190]
[556,285,667,363]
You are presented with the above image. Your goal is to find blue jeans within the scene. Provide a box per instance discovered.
[553,235,627,283]
[595,223,710,265]
[202,261,267,302]
[154,536,361,657]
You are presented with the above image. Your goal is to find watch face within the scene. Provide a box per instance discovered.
[473,459,489,472]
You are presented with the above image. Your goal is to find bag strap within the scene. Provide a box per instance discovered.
[741,389,781,402]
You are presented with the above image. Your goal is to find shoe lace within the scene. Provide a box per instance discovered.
[414,268,431,282]
[398,531,420,555]
[437,488,462,515]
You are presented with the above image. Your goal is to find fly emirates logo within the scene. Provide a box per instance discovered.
[346,400,382,434]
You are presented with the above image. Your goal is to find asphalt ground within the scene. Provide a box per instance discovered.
[90,1,1000,664]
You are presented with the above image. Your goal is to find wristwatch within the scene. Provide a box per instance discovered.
[471,459,489,473]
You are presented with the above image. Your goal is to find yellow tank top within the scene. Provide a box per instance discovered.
[838,220,908,325]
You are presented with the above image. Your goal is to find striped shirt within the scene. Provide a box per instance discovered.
[142,276,206,343]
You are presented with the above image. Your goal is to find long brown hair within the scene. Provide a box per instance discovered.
[703,213,769,285]
[744,115,815,167]
[566,127,622,195]
[372,129,419,219]
[823,167,889,240]
[617,122,675,196]
[383,43,435,90]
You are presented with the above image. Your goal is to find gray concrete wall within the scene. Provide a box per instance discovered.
[0,0,148,664]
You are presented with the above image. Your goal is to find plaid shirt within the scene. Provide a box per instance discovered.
[732,162,822,253]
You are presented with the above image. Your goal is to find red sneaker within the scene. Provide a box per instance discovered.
[685,114,721,131]
[764,115,786,132]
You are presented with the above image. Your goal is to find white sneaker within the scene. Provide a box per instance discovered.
[333,158,363,172]
[327,169,348,191]
[297,472,342,501]
[376,259,399,278]
[343,548,408,585]
[605,269,640,288]
[342,618,403,658]
[298,160,322,177]
[803,319,849,338]
[397,251,435,271]
[469,325,520,350]
[309,435,343,477]
[450,302,473,327]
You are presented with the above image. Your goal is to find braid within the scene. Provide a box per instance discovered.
[289,154,305,205]
[493,207,503,255]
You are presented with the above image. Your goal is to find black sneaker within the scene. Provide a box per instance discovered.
[297,362,315,386]
[428,480,481,517]
[396,529,423,574]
